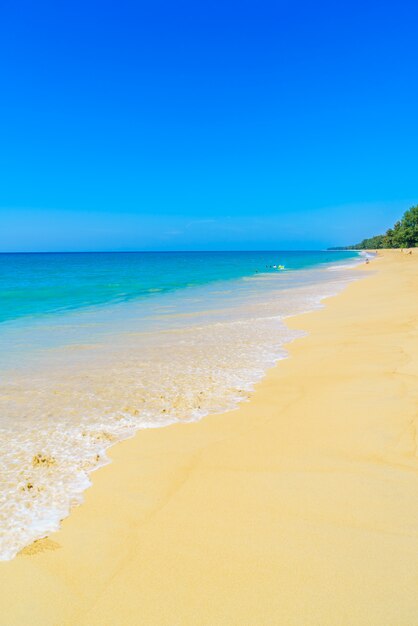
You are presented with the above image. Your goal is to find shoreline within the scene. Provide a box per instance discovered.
[1,249,418,625]
[0,254,361,562]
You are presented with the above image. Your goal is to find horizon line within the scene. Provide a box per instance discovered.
[0,248,355,255]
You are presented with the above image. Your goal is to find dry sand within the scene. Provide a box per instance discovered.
[1,249,418,626]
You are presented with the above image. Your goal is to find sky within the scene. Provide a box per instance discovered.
[0,0,417,251]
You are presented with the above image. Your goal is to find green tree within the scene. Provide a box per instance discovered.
[343,204,418,249]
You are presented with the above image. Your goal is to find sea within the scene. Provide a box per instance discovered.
[0,250,365,560]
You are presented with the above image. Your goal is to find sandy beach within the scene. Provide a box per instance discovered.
[1,249,418,625]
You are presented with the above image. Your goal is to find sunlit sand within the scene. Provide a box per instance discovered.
[1,250,417,625]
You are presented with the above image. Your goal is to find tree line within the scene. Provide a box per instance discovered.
[331,204,418,249]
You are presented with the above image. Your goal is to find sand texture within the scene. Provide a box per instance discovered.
[1,250,418,625]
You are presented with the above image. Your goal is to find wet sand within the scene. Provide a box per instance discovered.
[1,249,418,625]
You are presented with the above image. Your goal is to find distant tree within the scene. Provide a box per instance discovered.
[336,204,418,249]
[382,228,394,248]
[400,205,418,247]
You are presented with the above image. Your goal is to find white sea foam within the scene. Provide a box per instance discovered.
[0,261,366,560]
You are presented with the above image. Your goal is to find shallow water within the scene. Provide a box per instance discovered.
[0,250,363,560]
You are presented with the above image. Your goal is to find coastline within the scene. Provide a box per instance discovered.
[1,249,418,624]
[0,252,361,562]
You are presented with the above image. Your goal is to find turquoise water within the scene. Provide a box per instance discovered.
[0,249,364,561]
[0,250,358,324]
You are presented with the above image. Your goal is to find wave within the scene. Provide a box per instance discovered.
[0,257,366,560]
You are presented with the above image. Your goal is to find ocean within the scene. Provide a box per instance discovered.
[0,250,363,559]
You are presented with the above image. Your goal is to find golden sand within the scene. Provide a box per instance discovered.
[1,250,418,625]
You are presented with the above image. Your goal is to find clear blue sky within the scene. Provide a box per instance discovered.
[1,0,417,251]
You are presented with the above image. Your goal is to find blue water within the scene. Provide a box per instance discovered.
[0,249,364,561]
[0,250,359,324]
